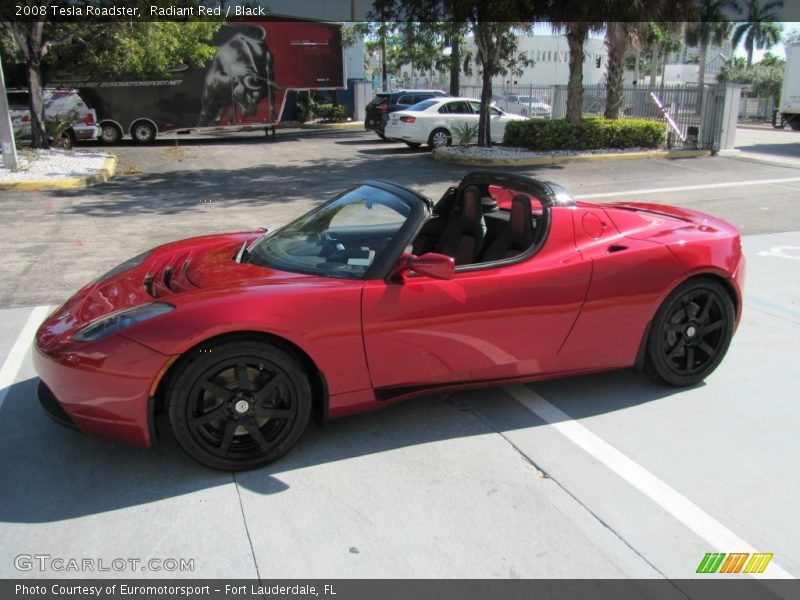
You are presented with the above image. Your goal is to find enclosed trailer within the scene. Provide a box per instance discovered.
[62,20,345,143]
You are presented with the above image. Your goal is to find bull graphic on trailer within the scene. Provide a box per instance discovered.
[199,26,283,126]
[67,21,344,144]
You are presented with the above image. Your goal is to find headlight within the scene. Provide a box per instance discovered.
[72,302,175,342]
[93,250,151,284]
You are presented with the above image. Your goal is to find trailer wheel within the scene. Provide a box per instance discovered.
[789,117,800,131]
[131,120,157,144]
[100,122,122,145]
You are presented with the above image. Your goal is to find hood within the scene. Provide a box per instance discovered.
[51,233,311,333]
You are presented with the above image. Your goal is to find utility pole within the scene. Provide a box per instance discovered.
[0,52,19,171]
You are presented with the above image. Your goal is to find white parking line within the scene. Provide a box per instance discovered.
[575,177,800,199]
[0,305,52,410]
[504,384,795,580]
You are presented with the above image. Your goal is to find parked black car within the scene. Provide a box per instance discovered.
[364,89,448,138]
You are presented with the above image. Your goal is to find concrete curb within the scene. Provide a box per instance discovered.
[432,148,711,167]
[0,154,118,192]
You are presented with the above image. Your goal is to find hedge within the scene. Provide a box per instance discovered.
[503,117,667,151]
[315,103,347,123]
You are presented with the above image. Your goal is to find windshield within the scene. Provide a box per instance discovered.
[406,99,438,111]
[247,185,412,279]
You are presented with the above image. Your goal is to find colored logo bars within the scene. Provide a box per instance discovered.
[696,552,774,574]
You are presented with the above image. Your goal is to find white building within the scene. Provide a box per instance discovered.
[462,34,608,87]
[386,33,608,90]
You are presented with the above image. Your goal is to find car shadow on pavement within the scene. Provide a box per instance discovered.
[0,370,685,523]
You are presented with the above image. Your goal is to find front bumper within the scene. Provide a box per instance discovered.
[33,333,171,448]
[38,380,79,431]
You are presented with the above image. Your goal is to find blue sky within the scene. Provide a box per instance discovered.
[532,21,799,62]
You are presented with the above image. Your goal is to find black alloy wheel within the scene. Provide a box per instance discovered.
[168,341,311,470]
[645,278,735,386]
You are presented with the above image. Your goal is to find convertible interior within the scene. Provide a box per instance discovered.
[412,183,545,266]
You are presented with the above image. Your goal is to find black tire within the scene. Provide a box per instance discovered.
[404,141,422,148]
[428,128,451,149]
[644,278,735,387]
[131,120,157,144]
[100,122,122,145]
[789,118,800,131]
[63,129,76,148]
[167,340,312,471]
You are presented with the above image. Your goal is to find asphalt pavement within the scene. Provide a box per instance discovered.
[0,127,798,584]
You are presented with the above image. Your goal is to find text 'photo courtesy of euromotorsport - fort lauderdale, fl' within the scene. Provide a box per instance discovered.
[14,583,330,597]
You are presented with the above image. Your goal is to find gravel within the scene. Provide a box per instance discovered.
[435,145,657,159]
[0,149,111,182]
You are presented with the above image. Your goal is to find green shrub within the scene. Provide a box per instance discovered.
[316,103,347,122]
[503,117,666,151]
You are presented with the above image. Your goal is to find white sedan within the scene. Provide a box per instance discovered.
[383,97,527,149]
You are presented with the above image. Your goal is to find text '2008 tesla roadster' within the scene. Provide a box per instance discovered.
[34,172,744,470]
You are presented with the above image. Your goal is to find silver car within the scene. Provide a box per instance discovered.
[7,88,101,145]
[497,94,552,118]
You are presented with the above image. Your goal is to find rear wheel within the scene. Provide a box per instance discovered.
[644,278,735,386]
[100,122,122,145]
[167,340,311,471]
[428,128,451,149]
[131,120,157,144]
[789,117,800,131]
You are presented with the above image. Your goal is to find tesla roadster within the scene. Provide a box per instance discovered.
[34,172,744,470]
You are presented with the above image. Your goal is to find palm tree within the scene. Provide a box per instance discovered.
[685,0,733,110]
[551,22,601,124]
[732,0,784,68]
[605,20,648,119]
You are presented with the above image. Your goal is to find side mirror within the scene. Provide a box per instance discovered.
[408,252,455,280]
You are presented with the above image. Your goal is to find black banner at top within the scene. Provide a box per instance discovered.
[3,0,800,22]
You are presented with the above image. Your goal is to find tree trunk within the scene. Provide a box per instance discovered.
[473,22,495,147]
[650,42,661,87]
[697,43,707,114]
[449,35,461,97]
[26,19,49,149]
[478,63,493,147]
[634,50,640,85]
[380,26,387,91]
[565,25,587,125]
[746,41,754,69]
[604,22,626,119]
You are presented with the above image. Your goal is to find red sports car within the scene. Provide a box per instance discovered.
[34,172,744,470]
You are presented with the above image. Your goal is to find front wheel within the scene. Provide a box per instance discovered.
[428,128,451,149]
[644,278,735,386]
[131,120,157,144]
[167,340,312,470]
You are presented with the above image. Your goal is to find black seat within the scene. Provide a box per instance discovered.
[434,185,486,265]
[481,194,536,262]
